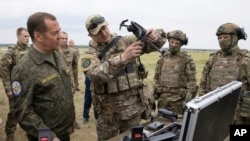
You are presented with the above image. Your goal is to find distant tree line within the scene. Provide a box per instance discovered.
[0,44,217,52]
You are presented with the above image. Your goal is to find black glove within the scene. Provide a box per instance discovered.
[151,102,156,111]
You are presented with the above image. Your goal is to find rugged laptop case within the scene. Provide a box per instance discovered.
[179,81,242,141]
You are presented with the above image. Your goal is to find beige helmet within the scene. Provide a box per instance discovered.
[216,23,247,40]
[167,30,188,45]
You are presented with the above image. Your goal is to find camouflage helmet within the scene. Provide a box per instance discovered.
[216,23,247,40]
[167,30,188,45]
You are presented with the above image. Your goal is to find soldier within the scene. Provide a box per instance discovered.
[153,30,197,118]
[68,39,80,91]
[58,32,80,129]
[58,32,76,93]
[197,23,250,124]
[0,27,30,141]
[81,14,166,141]
[10,12,75,141]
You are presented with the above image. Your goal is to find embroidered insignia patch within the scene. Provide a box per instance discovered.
[189,60,196,71]
[82,59,91,68]
[11,81,22,96]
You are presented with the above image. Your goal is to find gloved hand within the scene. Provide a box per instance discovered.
[151,102,156,111]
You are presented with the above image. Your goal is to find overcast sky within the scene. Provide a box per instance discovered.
[0,0,250,49]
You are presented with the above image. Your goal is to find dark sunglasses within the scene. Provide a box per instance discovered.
[88,17,105,31]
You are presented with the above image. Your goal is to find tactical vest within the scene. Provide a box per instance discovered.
[107,62,141,93]
[92,37,142,94]
[207,49,250,118]
[92,64,141,94]
[206,49,248,91]
[92,63,143,120]
[208,56,240,90]
[92,37,144,119]
[160,57,181,88]
[155,52,188,93]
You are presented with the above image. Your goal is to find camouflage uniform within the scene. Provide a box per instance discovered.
[58,46,77,94]
[11,46,75,139]
[82,31,166,140]
[72,47,80,90]
[0,42,29,136]
[197,23,250,124]
[153,30,197,117]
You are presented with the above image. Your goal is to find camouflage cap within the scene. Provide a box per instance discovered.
[85,14,108,35]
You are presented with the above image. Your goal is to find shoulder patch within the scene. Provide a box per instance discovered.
[189,58,196,71]
[81,53,96,72]
[82,58,91,68]
[11,81,22,96]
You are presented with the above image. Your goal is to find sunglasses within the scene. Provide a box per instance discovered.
[88,17,105,31]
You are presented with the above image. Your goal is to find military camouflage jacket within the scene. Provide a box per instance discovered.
[0,42,29,93]
[82,31,166,86]
[11,47,75,138]
[198,46,250,97]
[81,31,166,120]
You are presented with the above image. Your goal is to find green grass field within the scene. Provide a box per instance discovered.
[0,48,211,140]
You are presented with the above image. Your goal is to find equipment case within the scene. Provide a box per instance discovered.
[179,81,242,141]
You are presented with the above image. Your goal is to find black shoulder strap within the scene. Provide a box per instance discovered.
[98,36,121,60]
